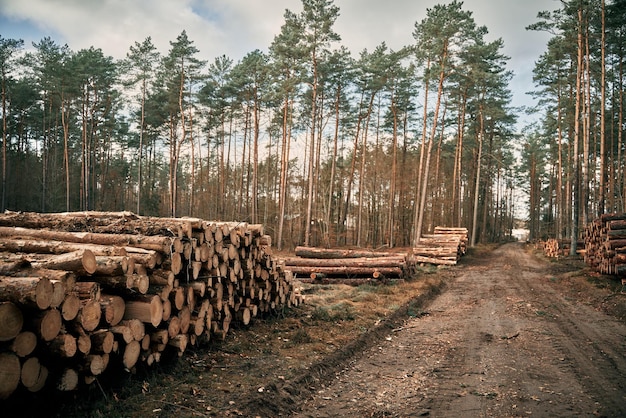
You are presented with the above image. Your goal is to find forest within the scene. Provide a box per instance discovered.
[0,0,624,250]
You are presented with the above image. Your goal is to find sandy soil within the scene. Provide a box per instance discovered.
[287,243,626,417]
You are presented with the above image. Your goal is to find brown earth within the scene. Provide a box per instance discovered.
[4,242,626,417]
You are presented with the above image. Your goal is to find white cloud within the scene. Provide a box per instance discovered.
[1,0,557,123]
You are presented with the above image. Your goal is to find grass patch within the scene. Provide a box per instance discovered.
[311,302,356,322]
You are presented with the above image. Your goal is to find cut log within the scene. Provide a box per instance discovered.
[0,302,23,341]
[77,299,102,332]
[282,256,406,268]
[74,281,101,301]
[50,280,66,308]
[0,238,129,257]
[61,293,81,321]
[49,333,77,358]
[73,327,92,355]
[99,294,125,326]
[56,368,79,391]
[11,331,37,357]
[31,249,97,276]
[119,319,145,342]
[122,340,141,369]
[125,273,149,294]
[110,323,134,344]
[0,276,53,310]
[294,246,405,259]
[91,256,132,276]
[0,352,20,399]
[0,258,30,275]
[125,247,160,269]
[84,354,106,376]
[236,307,251,326]
[410,255,458,266]
[21,356,46,390]
[32,308,61,341]
[124,295,163,327]
[168,334,188,355]
[0,226,173,253]
[90,330,114,354]
[26,362,48,392]
[287,266,403,277]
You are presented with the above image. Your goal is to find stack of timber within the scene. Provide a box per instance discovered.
[283,226,468,286]
[584,213,626,276]
[412,227,469,266]
[284,247,410,285]
[541,238,584,258]
[0,211,303,399]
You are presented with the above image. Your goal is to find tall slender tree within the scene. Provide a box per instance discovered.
[124,37,160,215]
[0,36,24,211]
[299,0,340,246]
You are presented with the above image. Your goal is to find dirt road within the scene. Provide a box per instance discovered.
[291,243,626,417]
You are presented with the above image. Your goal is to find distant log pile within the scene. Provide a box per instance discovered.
[0,211,303,399]
[584,213,626,277]
[283,226,468,285]
[284,248,408,285]
[412,227,468,265]
[541,238,583,258]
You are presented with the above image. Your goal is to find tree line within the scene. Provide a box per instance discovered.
[524,0,625,251]
[2,0,620,250]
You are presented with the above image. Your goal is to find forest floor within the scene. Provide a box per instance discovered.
[5,242,626,417]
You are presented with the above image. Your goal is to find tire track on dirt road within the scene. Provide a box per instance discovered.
[292,243,626,417]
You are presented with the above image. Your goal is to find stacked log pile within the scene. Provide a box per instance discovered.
[0,211,303,399]
[283,247,409,285]
[280,247,407,285]
[282,226,468,285]
[584,213,626,276]
[541,238,584,258]
[412,227,468,266]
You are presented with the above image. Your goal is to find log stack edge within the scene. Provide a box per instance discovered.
[538,213,626,278]
[0,211,304,399]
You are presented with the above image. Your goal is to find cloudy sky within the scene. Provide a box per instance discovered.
[1,0,558,129]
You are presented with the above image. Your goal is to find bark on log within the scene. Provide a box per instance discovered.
[124,295,163,327]
[282,256,406,268]
[31,249,97,276]
[0,276,53,310]
[0,238,128,257]
[410,255,458,266]
[294,246,405,259]
[287,266,403,277]
[0,227,172,253]
[0,258,30,275]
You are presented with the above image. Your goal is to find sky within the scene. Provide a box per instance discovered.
[0,0,559,130]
